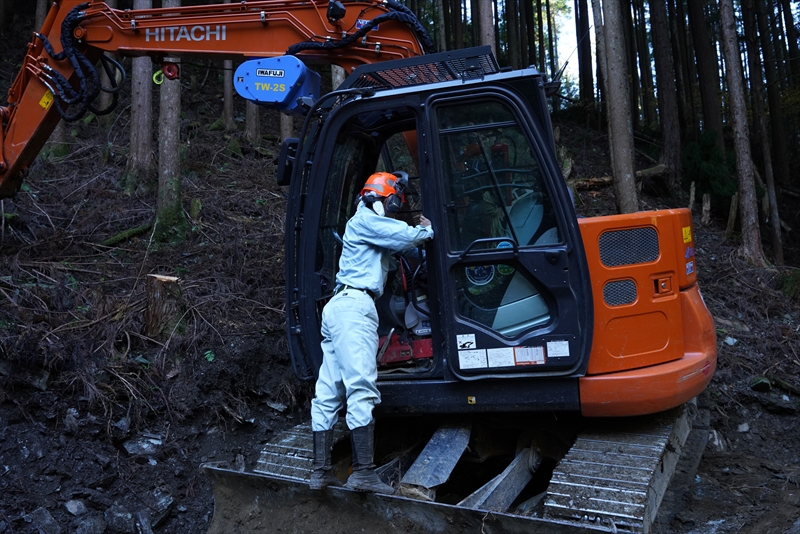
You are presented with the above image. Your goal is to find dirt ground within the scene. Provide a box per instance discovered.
[1,18,799,534]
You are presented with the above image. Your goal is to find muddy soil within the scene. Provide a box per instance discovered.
[1,12,799,534]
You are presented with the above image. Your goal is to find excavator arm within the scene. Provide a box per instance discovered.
[0,0,432,198]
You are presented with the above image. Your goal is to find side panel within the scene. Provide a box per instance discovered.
[578,209,693,374]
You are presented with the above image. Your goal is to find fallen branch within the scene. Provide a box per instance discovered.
[102,222,153,247]
[567,164,667,189]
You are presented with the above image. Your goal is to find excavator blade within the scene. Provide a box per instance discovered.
[201,465,614,534]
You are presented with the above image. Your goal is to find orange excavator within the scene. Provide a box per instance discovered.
[1,2,716,533]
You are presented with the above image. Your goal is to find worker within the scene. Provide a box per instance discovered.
[309,171,433,494]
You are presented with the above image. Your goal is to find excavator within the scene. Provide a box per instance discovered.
[1,1,717,532]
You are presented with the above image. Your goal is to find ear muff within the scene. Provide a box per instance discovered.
[384,193,403,214]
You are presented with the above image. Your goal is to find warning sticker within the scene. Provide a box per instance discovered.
[546,340,570,358]
[487,347,515,368]
[514,346,545,365]
[459,349,487,369]
[682,226,692,243]
[456,333,477,350]
[39,90,54,110]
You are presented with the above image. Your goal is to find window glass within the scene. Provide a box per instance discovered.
[437,101,559,251]
[437,100,554,337]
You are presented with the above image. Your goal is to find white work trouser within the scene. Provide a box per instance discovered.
[311,289,380,431]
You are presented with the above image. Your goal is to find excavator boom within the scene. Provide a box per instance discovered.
[0,0,429,198]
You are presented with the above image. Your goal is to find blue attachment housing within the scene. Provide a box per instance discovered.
[233,56,320,116]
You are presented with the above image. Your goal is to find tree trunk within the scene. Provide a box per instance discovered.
[546,0,556,77]
[635,0,656,128]
[780,0,800,86]
[755,0,790,187]
[244,101,260,145]
[154,0,187,243]
[125,0,154,194]
[144,274,184,340]
[222,0,235,131]
[536,0,545,72]
[590,0,607,103]
[742,0,783,264]
[687,0,725,152]
[35,0,48,29]
[454,0,464,49]
[478,0,496,57]
[669,0,694,141]
[435,0,447,52]
[603,0,638,213]
[508,0,520,69]
[622,0,639,130]
[524,0,535,65]
[718,0,766,266]
[650,0,681,191]
[576,0,593,101]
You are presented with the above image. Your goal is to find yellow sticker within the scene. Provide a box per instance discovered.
[39,90,54,110]
[682,226,692,243]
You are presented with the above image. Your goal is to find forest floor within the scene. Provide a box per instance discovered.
[0,29,799,534]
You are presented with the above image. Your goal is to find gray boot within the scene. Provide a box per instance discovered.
[345,423,395,495]
[309,430,343,490]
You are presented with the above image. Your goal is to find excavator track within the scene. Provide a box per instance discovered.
[203,403,695,534]
[544,404,692,533]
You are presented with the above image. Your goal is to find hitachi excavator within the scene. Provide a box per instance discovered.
[1,1,716,532]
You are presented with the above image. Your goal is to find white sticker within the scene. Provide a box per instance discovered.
[487,347,515,368]
[546,340,570,358]
[456,333,477,350]
[515,346,545,365]
[459,349,487,369]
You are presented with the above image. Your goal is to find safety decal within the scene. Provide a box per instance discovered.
[514,346,545,365]
[546,340,570,358]
[685,246,695,259]
[39,90,54,110]
[682,226,692,243]
[466,265,494,286]
[456,333,476,350]
[686,261,695,275]
[459,349,488,370]
[487,347,515,368]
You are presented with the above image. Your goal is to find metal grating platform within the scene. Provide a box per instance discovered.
[254,421,349,481]
[544,405,691,534]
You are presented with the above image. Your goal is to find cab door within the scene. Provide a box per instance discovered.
[426,90,593,380]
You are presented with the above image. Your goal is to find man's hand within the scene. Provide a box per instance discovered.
[419,215,431,227]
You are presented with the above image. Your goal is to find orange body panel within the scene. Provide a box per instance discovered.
[577,209,717,416]
[0,0,425,198]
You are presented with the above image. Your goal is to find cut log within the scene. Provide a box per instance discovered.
[567,164,667,190]
[144,274,184,339]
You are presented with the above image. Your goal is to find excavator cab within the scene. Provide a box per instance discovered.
[284,47,595,414]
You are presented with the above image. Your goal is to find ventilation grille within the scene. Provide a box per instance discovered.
[341,46,500,92]
[598,227,659,267]
[604,279,637,306]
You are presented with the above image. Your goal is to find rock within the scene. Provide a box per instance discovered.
[786,517,800,534]
[122,435,162,457]
[104,504,135,533]
[149,486,175,527]
[708,429,729,452]
[723,336,737,346]
[737,422,750,433]
[74,515,107,534]
[23,507,61,534]
[65,499,89,516]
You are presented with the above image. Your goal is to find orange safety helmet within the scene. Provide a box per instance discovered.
[360,172,402,200]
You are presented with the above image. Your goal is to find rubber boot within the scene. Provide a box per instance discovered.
[309,430,343,490]
[345,423,395,495]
